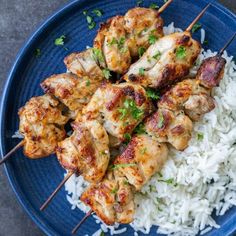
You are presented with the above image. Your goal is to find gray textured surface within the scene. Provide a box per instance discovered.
[0,1,235,236]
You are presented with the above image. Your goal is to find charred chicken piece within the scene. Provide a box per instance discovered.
[94,16,131,74]
[80,171,134,225]
[56,120,109,183]
[113,134,168,190]
[64,48,105,79]
[145,109,193,150]
[18,95,68,158]
[82,82,153,142]
[41,73,103,118]
[158,78,215,121]
[123,32,201,88]
[196,55,226,89]
[124,7,164,57]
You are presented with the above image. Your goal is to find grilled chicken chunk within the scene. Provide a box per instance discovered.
[81,171,134,225]
[64,48,105,79]
[124,7,164,57]
[18,95,68,158]
[82,82,153,142]
[114,134,168,190]
[123,32,201,88]
[94,16,131,74]
[41,73,103,118]
[56,120,109,183]
[158,79,215,121]
[196,55,226,89]
[145,109,193,150]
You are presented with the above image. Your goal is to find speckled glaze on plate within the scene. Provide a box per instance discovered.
[0,0,236,235]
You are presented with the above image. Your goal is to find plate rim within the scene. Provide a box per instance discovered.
[0,0,235,236]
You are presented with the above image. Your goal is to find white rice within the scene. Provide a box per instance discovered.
[64,23,236,235]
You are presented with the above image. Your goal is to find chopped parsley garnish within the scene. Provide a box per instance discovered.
[92,48,104,65]
[86,15,93,24]
[134,123,146,134]
[123,180,129,185]
[102,68,111,79]
[111,188,118,194]
[157,112,164,128]
[107,37,126,52]
[35,48,41,57]
[175,46,186,59]
[149,3,159,9]
[149,185,156,192]
[83,10,87,15]
[136,0,143,6]
[148,31,158,45]
[111,163,137,170]
[146,88,160,100]
[88,21,96,29]
[100,231,105,236]
[203,40,208,45]
[124,133,132,143]
[158,178,177,186]
[139,67,145,76]
[138,47,146,58]
[152,50,161,60]
[140,147,147,154]
[83,11,96,29]
[86,80,90,86]
[118,99,144,120]
[191,23,202,33]
[92,9,103,17]
[54,35,66,46]
[197,133,204,141]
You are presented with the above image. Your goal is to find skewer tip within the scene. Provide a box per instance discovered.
[0,140,24,166]
[219,32,236,55]
[72,210,93,235]
[40,171,74,211]
[158,0,173,14]
[185,3,211,32]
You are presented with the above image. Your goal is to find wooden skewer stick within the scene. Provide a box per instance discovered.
[219,32,236,55]
[185,3,211,32]
[0,140,25,166]
[72,210,93,235]
[40,171,75,211]
[158,0,173,14]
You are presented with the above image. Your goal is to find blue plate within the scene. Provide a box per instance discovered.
[0,0,236,235]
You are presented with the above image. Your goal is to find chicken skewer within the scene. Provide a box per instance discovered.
[71,32,236,234]
[65,1,173,77]
[123,3,212,88]
[0,95,68,166]
[40,82,153,210]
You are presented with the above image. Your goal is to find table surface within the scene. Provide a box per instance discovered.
[0,0,235,235]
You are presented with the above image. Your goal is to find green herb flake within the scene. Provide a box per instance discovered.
[118,108,128,120]
[123,180,129,185]
[176,46,186,59]
[88,21,96,29]
[111,188,118,194]
[138,47,146,58]
[152,50,161,60]
[108,37,126,52]
[124,133,132,143]
[102,68,111,79]
[149,3,159,9]
[92,9,103,17]
[86,15,93,24]
[86,80,91,87]
[35,48,41,57]
[159,178,175,185]
[157,112,164,128]
[134,123,146,135]
[197,133,204,141]
[203,40,208,45]
[83,10,87,15]
[140,147,147,154]
[111,163,137,170]
[191,23,202,33]
[146,88,160,100]
[148,33,157,45]
[54,35,66,46]
[139,67,145,76]
[100,231,105,236]
[92,48,104,64]
[136,0,143,6]
[149,185,156,192]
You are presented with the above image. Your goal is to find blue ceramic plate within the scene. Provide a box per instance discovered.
[1,0,236,235]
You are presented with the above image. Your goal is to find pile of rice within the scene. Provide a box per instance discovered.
[64,23,236,235]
